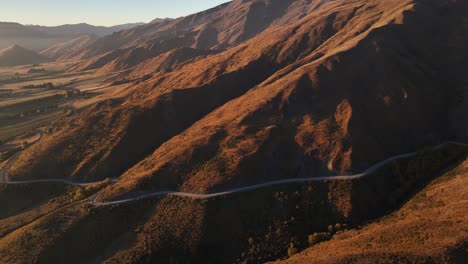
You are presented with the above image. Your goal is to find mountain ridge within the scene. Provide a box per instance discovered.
[0,21,149,51]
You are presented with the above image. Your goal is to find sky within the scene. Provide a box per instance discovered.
[0,0,230,26]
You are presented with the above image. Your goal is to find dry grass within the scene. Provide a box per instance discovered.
[0,60,131,142]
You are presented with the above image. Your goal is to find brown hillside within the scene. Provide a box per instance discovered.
[40,34,98,60]
[1,140,466,263]
[7,0,468,203]
[0,45,50,67]
[71,0,334,72]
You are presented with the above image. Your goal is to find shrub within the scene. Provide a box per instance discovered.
[27,68,47,74]
[334,223,342,231]
[72,188,85,201]
[287,242,298,257]
[21,141,28,149]
[308,232,331,246]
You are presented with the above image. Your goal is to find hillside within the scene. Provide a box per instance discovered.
[70,0,322,70]
[0,45,50,67]
[0,136,466,263]
[40,34,99,60]
[1,0,468,263]
[5,0,466,198]
[274,157,468,264]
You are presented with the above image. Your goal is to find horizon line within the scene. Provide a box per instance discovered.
[0,19,176,28]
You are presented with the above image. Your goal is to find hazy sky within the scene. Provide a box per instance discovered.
[0,0,230,26]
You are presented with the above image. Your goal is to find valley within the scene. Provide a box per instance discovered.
[0,61,126,142]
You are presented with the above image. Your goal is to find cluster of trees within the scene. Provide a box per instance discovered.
[27,68,47,74]
[16,104,60,119]
[0,148,23,161]
[0,152,7,161]
[65,89,81,98]
[0,90,13,98]
[22,82,59,89]
[307,223,348,247]
[70,178,112,202]
[21,141,28,149]
[232,175,364,264]
[12,72,21,81]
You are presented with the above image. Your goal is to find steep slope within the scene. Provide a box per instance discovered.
[274,157,468,264]
[71,0,324,72]
[10,0,397,181]
[1,139,466,263]
[41,34,98,60]
[124,47,220,77]
[0,45,50,67]
[7,0,468,204]
[100,0,467,201]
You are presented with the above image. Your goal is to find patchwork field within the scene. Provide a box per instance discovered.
[0,61,126,143]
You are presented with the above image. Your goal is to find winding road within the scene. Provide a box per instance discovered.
[88,151,421,206]
[0,131,466,206]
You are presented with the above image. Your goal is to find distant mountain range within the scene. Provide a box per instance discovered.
[0,22,147,51]
[27,22,146,37]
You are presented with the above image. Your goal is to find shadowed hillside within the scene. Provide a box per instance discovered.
[0,45,50,67]
[273,156,468,264]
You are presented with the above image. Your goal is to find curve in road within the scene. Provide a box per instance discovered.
[90,141,467,206]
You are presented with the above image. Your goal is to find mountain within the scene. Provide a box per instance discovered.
[28,22,146,37]
[70,0,317,70]
[0,22,46,38]
[0,45,50,67]
[40,34,99,60]
[150,18,173,24]
[0,22,60,52]
[2,0,468,262]
[0,22,146,51]
[11,0,467,192]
